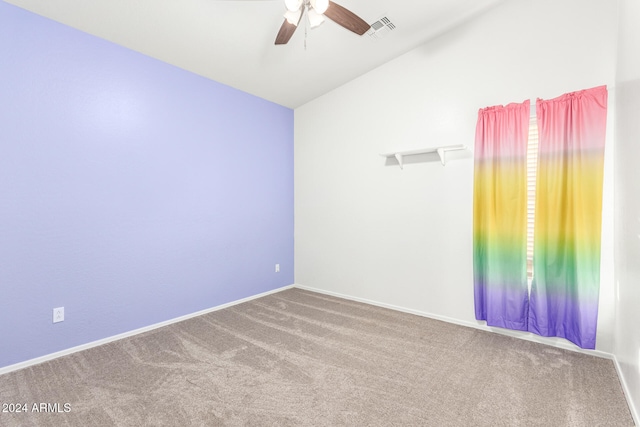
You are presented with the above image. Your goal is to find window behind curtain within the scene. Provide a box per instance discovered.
[526,106,538,286]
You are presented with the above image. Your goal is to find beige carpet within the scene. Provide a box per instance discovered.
[0,288,634,426]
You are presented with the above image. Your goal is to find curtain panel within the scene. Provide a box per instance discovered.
[528,86,608,349]
[473,101,530,330]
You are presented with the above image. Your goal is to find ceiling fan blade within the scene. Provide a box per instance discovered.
[324,1,370,36]
[275,7,305,45]
[275,19,298,45]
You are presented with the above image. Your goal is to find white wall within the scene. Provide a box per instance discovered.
[295,0,618,353]
[614,0,640,422]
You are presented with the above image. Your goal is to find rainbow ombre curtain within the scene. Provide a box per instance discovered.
[474,87,608,350]
[473,101,530,331]
[528,86,608,349]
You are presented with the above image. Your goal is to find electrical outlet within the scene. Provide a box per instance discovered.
[53,307,64,323]
[275,264,280,273]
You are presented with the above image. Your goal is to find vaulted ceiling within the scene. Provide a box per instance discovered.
[6,0,506,108]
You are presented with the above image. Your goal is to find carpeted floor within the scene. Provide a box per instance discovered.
[0,288,634,426]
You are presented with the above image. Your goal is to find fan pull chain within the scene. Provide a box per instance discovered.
[304,13,308,51]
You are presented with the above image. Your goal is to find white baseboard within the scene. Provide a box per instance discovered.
[613,355,640,426]
[294,284,615,360]
[0,285,294,376]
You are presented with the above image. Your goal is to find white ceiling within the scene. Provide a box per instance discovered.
[6,0,506,108]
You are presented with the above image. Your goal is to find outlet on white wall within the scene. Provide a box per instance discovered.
[275,264,280,273]
[53,307,64,323]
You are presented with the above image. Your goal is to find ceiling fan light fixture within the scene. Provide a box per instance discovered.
[284,0,302,12]
[284,8,302,26]
[307,9,325,28]
[311,0,329,14]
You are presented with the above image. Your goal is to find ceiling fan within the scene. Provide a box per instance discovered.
[275,0,370,45]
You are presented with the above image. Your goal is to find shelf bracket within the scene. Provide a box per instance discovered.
[394,153,404,170]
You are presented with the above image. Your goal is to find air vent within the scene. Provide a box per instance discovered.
[367,16,396,40]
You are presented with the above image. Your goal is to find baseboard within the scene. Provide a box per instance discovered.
[613,355,640,426]
[294,284,614,360]
[0,284,295,376]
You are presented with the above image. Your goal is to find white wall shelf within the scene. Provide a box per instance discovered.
[380,144,467,169]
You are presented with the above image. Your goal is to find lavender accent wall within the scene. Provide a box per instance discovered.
[0,2,294,368]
